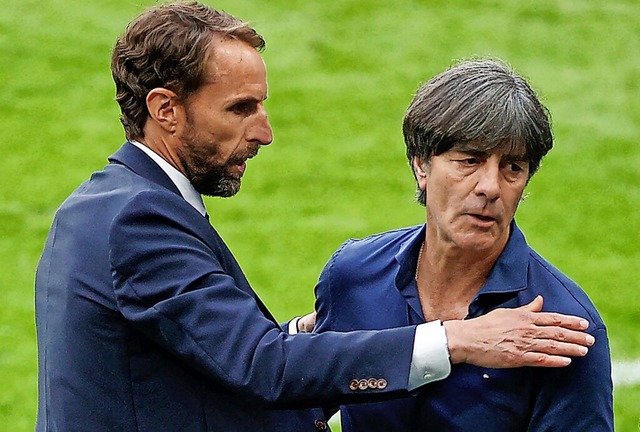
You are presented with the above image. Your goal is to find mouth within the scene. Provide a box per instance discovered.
[229,149,258,176]
[242,147,259,163]
[473,214,495,221]
[467,212,498,226]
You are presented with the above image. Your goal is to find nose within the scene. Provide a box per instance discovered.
[475,161,501,201]
[250,107,273,146]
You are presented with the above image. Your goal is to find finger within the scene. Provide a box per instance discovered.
[531,339,590,357]
[532,326,595,347]
[519,352,573,368]
[532,312,590,331]
[520,295,544,312]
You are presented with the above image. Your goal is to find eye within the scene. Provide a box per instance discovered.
[502,160,529,180]
[450,151,485,167]
[508,161,529,173]
[460,157,479,165]
[229,101,256,115]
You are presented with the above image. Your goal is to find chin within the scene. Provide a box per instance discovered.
[196,179,242,198]
[454,231,501,251]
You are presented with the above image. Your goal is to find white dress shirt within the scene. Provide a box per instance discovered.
[131,141,207,216]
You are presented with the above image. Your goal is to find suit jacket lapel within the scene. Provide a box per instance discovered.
[109,142,280,326]
[108,142,182,196]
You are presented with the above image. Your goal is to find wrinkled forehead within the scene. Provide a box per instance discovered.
[450,140,529,159]
[206,36,266,79]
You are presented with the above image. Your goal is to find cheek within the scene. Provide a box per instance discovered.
[503,187,526,216]
[205,135,242,163]
[426,186,457,221]
[437,177,467,209]
[213,123,246,153]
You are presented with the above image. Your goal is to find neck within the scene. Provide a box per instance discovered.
[138,125,186,174]
[415,232,505,321]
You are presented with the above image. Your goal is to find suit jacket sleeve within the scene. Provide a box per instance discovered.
[109,190,415,409]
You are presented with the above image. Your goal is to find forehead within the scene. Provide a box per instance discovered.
[201,37,268,96]
[450,140,528,158]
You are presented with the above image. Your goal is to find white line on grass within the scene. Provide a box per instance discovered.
[612,359,640,387]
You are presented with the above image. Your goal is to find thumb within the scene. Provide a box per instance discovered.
[522,295,544,312]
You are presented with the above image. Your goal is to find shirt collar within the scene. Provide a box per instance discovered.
[394,224,426,320]
[394,222,528,294]
[477,221,529,295]
[392,222,529,319]
[130,141,207,217]
[394,224,426,289]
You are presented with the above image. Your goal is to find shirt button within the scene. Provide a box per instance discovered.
[424,372,433,380]
[314,419,328,431]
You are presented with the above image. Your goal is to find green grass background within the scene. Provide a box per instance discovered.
[1,0,638,430]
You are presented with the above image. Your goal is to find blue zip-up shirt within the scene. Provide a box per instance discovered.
[315,222,613,431]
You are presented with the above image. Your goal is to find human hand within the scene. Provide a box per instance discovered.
[443,296,594,368]
[297,312,317,333]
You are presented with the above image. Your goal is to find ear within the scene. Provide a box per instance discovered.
[146,88,184,134]
[412,156,429,191]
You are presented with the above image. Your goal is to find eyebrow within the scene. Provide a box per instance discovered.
[457,149,487,157]
[503,153,529,162]
[453,148,529,161]
[233,94,268,104]
[225,95,261,107]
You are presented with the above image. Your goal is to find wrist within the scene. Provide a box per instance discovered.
[443,320,467,364]
[288,317,301,334]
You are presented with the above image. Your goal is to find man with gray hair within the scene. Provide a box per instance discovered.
[34,0,600,425]
[314,59,613,431]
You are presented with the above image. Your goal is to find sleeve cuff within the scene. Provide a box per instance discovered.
[408,320,451,391]
[288,317,301,335]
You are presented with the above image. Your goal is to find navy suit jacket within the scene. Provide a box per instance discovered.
[35,142,419,431]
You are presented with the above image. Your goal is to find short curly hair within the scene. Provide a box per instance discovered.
[111,1,265,140]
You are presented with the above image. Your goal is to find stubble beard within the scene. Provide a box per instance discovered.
[191,164,241,198]
[176,132,243,198]
[180,149,242,198]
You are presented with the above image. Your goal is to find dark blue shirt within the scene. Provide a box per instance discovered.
[315,222,613,431]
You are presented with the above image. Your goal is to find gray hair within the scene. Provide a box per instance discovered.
[403,59,553,205]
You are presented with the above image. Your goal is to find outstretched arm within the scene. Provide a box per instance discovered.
[443,295,594,368]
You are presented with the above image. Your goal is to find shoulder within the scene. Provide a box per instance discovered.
[525,247,606,330]
[314,225,420,332]
[91,163,210,261]
[109,188,208,253]
[54,161,184,236]
[331,225,422,265]
[315,224,419,294]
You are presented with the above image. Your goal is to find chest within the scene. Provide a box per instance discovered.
[418,290,476,321]
[343,365,534,431]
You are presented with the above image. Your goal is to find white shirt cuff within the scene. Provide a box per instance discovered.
[408,320,451,391]
[288,317,301,335]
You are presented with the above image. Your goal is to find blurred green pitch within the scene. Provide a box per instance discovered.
[1,0,638,430]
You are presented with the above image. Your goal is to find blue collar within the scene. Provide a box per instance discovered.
[392,221,529,320]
